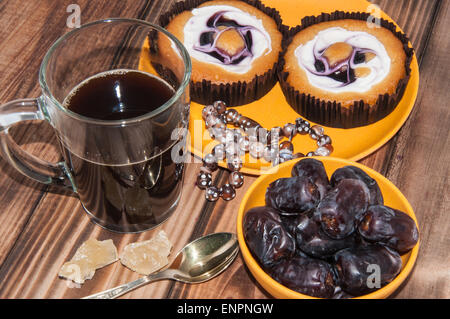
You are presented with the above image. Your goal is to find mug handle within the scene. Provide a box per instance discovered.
[0,97,76,191]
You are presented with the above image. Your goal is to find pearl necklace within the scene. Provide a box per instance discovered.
[197,101,334,201]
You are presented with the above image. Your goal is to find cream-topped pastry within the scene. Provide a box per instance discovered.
[183,5,272,74]
[280,16,411,128]
[157,0,283,106]
[294,27,391,93]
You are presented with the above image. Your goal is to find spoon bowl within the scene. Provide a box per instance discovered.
[170,232,239,283]
[83,232,239,299]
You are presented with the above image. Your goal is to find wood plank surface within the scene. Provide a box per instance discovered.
[0,0,448,299]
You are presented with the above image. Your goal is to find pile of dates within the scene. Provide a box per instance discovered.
[243,158,419,298]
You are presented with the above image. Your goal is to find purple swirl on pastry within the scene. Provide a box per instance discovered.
[305,38,377,86]
[194,11,256,65]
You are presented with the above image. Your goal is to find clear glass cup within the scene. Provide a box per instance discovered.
[0,18,191,233]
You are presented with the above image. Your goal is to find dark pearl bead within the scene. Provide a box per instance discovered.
[297,123,310,135]
[309,130,319,140]
[317,134,332,147]
[295,118,305,126]
[205,186,220,202]
[237,115,250,127]
[220,184,236,201]
[224,109,239,124]
[279,148,293,163]
[213,100,227,114]
[295,118,310,132]
[279,140,294,152]
[227,155,242,172]
[311,125,324,137]
[241,119,261,133]
[228,171,244,188]
[282,123,297,139]
[203,153,218,172]
[196,171,212,190]
[233,114,242,127]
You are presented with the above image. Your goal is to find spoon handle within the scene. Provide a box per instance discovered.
[82,272,167,299]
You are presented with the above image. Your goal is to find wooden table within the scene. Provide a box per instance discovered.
[0,0,448,299]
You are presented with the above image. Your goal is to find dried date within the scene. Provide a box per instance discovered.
[330,166,383,205]
[333,244,402,296]
[295,214,357,259]
[291,158,330,199]
[243,206,295,269]
[316,179,370,239]
[265,176,320,215]
[358,205,419,254]
[270,255,336,298]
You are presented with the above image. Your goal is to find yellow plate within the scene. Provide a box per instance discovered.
[236,157,420,299]
[139,0,419,175]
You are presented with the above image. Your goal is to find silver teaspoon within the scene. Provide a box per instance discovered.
[82,232,239,299]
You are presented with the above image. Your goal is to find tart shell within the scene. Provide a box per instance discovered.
[278,11,414,129]
[154,0,288,106]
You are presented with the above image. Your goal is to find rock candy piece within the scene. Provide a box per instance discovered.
[59,238,118,284]
[120,230,172,275]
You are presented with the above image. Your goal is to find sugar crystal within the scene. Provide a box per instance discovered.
[120,230,172,275]
[59,238,118,284]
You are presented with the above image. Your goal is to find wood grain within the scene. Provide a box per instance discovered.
[0,0,448,299]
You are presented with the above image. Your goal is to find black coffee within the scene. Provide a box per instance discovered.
[66,70,174,120]
[62,70,185,232]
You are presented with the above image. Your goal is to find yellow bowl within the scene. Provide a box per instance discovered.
[236,157,420,299]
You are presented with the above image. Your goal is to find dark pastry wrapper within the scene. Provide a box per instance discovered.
[278,11,414,129]
[153,0,289,106]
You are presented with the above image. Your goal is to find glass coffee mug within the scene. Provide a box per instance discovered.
[0,19,191,233]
